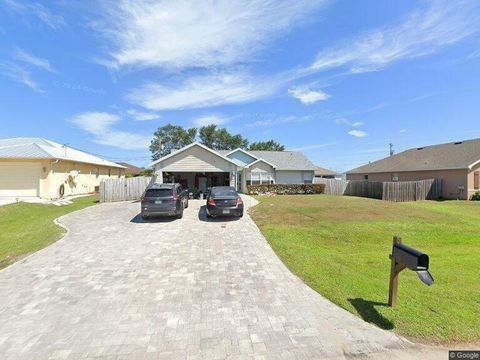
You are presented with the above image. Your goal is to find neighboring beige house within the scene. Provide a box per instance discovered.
[346,138,480,200]
[0,137,125,199]
[149,143,317,193]
[314,165,341,180]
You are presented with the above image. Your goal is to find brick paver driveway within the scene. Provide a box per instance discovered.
[0,196,443,359]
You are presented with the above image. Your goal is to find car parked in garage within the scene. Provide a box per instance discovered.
[206,186,243,218]
[141,183,188,219]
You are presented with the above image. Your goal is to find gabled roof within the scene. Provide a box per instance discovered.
[247,150,316,171]
[149,142,240,168]
[217,149,315,170]
[245,158,277,169]
[117,162,144,174]
[347,138,480,174]
[0,137,125,168]
[315,165,339,176]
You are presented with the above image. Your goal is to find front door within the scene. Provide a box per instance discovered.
[198,177,207,193]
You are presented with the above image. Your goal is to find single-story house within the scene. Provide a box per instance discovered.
[149,142,317,193]
[0,137,125,199]
[346,138,480,200]
[117,162,145,176]
[314,165,341,180]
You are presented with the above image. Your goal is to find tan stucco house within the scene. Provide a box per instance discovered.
[346,138,480,200]
[149,143,317,193]
[0,137,125,199]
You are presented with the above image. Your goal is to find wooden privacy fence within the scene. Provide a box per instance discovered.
[100,176,153,202]
[382,178,443,202]
[315,178,443,202]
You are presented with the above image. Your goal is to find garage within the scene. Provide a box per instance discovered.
[0,163,41,197]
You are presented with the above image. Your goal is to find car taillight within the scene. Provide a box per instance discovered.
[208,198,216,206]
[236,197,243,206]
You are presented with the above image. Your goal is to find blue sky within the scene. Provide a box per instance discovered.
[1,0,480,171]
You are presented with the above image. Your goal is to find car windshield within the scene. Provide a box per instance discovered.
[145,188,173,197]
[212,189,237,197]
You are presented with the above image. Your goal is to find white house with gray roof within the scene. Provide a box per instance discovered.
[149,143,316,193]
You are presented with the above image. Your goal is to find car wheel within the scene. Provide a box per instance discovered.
[176,206,184,219]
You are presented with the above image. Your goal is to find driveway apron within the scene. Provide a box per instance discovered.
[0,196,437,359]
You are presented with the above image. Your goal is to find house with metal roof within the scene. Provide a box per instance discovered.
[346,138,480,200]
[0,137,125,199]
[149,142,317,193]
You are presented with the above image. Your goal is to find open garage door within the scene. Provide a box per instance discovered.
[0,163,41,197]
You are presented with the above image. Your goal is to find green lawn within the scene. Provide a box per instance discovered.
[0,195,99,269]
[250,195,480,344]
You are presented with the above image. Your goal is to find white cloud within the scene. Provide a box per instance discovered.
[348,129,368,138]
[291,142,338,151]
[0,61,43,93]
[400,129,407,133]
[310,0,480,74]
[3,0,64,29]
[335,118,364,127]
[126,109,160,121]
[288,87,329,105]
[95,0,327,70]
[245,115,313,128]
[192,115,229,127]
[70,112,150,150]
[12,48,56,73]
[127,72,279,111]
[70,112,119,133]
[92,131,151,150]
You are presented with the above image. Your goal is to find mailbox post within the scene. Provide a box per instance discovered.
[388,236,404,307]
[388,236,434,307]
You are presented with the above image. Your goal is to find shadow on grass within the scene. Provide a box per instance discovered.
[348,298,394,330]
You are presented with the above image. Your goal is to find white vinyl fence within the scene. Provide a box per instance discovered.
[100,176,153,202]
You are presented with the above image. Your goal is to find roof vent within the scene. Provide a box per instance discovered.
[417,147,424,150]
[454,141,463,145]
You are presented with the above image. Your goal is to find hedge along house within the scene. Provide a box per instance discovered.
[149,143,317,193]
[0,137,125,199]
[346,138,480,200]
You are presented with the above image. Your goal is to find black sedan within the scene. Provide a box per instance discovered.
[206,186,244,218]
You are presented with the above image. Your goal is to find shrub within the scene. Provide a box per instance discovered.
[471,191,480,201]
[247,183,325,195]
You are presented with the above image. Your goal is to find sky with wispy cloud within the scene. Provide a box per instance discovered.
[1,0,480,171]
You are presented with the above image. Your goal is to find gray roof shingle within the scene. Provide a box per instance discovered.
[347,138,480,174]
[217,149,316,170]
[314,165,339,176]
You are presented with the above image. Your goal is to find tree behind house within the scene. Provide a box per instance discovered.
[249,140,285,151]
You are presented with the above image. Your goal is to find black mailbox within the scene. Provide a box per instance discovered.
[388,236,434,307]
[392,243,429,271]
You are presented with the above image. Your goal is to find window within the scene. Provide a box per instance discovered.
[145,189,173,197]
[391,173,399,182]
[474,171,479,190]
[364,174,369,180]
[248,172,275,185]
